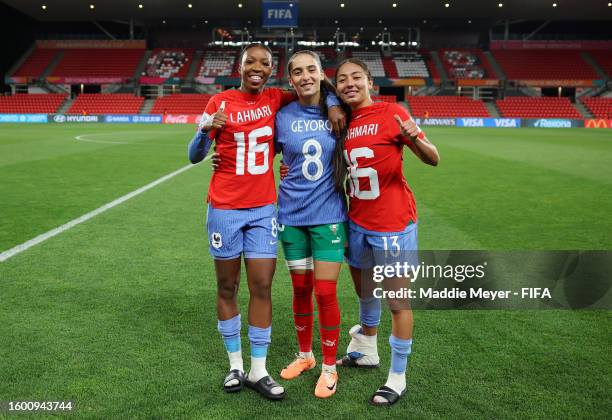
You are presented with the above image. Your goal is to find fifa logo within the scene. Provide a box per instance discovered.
[211,232,223,249]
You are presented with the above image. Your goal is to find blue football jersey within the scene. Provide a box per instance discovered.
[275,101,348,226]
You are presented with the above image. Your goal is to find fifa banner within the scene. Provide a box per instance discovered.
[0,114,48,123]
[456,118,521,128]
[262,0,299,28]
[522,119,584,128]
[584,119,612,129]
[48,114,102,123]
[103,115,162,124]
[357,251,612,310]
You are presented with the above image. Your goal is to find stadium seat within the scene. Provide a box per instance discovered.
[439,49,495,79]
[145,48,194,79]
[0,93,66,113]
[350,51,386,77]
[151,94,213,114]
[406,96,490,117]
[492,50,598,80]
[496,97,582,118]
[51,49,145,78]
[371,95,397,103]
[581,97,612,119]
[392,51,430,78]
[589,50,612,78]
[198,50,238,77]
[12,49,59,78]
[67,93,144,114]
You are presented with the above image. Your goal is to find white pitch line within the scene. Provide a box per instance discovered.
[0,157,209,263]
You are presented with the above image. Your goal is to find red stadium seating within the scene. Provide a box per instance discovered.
[0,93,66,113]
[13,49,59,78]
[581,97,612,119]
[382,57,399,78]
[492,50,598,80]
[68,93,144,114]
[406,96,490,117]
[145,48,194,79]
[372,95,397,103]
[51,49,144,78]
[589,50,612,78]
[496,97,582,118]
[151,94,213,114]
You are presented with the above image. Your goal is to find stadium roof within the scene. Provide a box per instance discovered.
[3,0,612,22]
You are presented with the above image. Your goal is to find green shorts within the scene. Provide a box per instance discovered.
[279,222,348,263]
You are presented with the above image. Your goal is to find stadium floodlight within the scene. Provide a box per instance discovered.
[444,3,450,8]
[89,4,95,9]
[187,3,193,8]
[393,3,397,7]
[138,4,143,8]
[238,3,243,7]
[498,3,503,7]
[41,4,47,10]
[340,3,345,7]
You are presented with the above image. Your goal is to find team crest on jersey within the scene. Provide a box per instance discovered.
[330,224,337,235]
[211,232,223,249]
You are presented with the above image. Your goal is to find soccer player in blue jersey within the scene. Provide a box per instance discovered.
[275,51,348,398]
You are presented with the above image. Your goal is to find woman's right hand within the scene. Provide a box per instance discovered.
[211,152,221,171]
[279,161,289,180]
[201,101,228,132]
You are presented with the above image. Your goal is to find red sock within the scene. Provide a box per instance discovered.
[291,271,314,353]
[314,279,340,366]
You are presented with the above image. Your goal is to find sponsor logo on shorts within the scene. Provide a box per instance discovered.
[211,232,222,249]
[295,325,307,331]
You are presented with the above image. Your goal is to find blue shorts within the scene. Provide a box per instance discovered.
[347,220,418,269]
[206,203,278,260]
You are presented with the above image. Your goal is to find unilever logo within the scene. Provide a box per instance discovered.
[54,115,66,123]
[534,119,571,128]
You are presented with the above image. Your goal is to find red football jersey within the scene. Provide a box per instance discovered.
[344,101,418,232]
[204,88,294,209]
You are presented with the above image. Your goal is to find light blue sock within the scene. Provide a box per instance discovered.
[389,335,412,374]
[248,325,272,382]
[218,314,243,372]
[217,314,241,353]
[359,296,381,328]
[248,324,271,358]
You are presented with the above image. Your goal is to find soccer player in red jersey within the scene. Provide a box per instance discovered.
[333,58,439,406]
[188,43,345,400]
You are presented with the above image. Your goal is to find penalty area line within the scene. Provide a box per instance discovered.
[0,157,210,263]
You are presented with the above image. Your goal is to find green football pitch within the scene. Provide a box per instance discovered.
[0,123,610,419]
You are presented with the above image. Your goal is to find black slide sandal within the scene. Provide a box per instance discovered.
[223,369,245,393]
[368,385,406,407]
[245,375,285,400]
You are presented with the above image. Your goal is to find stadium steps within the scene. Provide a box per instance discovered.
[40,50,65,79]
[430,51,448,82]
[6,43,35,78]
[581,52,609,80]
[185,50,204,82]
[573,100,593,118]
[485,102,501,118]
[56,98,74,114]
[483,51,506,80]
[134,50,153,80]
[140,99,156,114]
